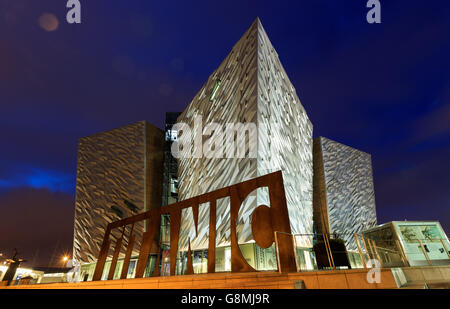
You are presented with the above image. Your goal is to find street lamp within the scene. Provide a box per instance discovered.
[62,256,69,267]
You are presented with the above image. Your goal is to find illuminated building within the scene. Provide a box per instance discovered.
[0,265,44,285]
[313,136,377,267]
[176,18,314,271]
[73,121,164,268]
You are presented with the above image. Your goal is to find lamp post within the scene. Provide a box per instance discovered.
[62,256,69,268]
[0,253,4,266]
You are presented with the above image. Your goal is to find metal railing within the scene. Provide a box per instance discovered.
[273,232,450,272]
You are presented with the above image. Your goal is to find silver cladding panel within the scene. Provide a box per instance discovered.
[319,137,377,251]
[74,121,147,264]
[177,19,313,249]
[256,21,313,247]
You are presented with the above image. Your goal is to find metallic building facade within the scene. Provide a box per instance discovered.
[73,121,164,264]
[313,137,377,251]
[177,18,313,249]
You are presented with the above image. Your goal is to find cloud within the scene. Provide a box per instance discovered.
[0,164,75,194]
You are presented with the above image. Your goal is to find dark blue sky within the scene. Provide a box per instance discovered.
[0,1,449,266]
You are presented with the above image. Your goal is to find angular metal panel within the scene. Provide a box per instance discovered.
[314,137,377,251]
[256,21,313,247]
[74,121,164,264]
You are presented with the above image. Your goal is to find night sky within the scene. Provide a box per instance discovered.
[0,1,449,267]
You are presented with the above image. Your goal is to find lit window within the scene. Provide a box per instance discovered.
[165,129,178,142]
[209,79,221,101]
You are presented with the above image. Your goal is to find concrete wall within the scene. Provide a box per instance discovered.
[391,265,450,288]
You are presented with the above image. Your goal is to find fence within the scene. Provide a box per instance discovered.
[274,231,450,272]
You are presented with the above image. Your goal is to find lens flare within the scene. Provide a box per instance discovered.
[38,13,59,32]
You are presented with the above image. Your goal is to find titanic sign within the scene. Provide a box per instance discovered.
[92,171,296,281]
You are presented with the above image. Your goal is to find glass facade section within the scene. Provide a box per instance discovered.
[394,221,450,266]
[363,221,450,267]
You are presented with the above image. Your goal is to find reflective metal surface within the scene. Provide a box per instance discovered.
[177,18,313,249]
[313,137,377,251]
[73,121,164,264]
